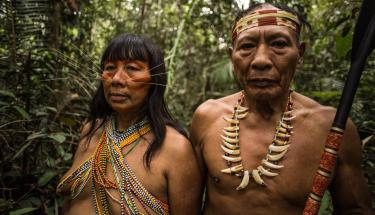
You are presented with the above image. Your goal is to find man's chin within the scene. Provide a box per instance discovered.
[243,87,282,100]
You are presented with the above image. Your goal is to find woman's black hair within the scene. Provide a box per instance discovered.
[232,2,311,44]
[83,33,187,167]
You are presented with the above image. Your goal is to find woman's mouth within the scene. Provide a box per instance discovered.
[109,92,130,102]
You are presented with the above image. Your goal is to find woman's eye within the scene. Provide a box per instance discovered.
[272,41,288,48]
[104,65,116,71]
[125,65,140,72]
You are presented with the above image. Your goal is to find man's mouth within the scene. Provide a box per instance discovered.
[247,79,277,87]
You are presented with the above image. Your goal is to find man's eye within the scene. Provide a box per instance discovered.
[272,41,288,48]
[240,43,255,49]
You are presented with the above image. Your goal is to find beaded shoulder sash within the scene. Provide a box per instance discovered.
[220,91,294,190]
[57,117,169,215]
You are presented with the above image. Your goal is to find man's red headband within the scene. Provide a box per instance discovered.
[232,9,301,41]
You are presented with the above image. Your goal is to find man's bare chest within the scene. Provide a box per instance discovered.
[202,118,328,205]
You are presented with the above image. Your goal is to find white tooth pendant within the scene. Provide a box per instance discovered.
[252,169,266,186]
[221,145,240,155]
[267,150,288,161]
[284,110,293,116]
[235,105,248,113]
[221,164,243,174]
[262,159,284,169]
[221,135,239,144]
[273,138,289,145]
[268,144,290,152]
[258,166,278,177]
[236,170,250,190]
[283,115,296,121]
[224,126,239,132]
[280,121,293,129]
[223,116,239,124]
[222,140,239,150]
[223,130,238,137]
[236,112,248,119]
[276,133,291,139]
[222,155,242,162]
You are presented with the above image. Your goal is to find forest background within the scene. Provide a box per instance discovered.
[0,0,374,214]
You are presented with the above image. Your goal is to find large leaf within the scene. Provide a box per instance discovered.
[26,132,47,141]
[336,32,353,59]
[37,171,57,187]
[9,207,38,215]
[0,90,16,98]
[48,132,66,143]
[13,106,31,120]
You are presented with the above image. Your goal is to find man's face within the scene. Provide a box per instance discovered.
[230,23,304,100]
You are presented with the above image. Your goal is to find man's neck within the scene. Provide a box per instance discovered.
[243,91,291,120]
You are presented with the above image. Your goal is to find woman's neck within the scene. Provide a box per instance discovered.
[114,112,144,131]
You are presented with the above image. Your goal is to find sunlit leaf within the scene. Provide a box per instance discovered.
[335,33,352,59]
[48,132,66,143]
[26,132,47,141]
[11,141,33,161]
[38,171,57,187]
[0,90,16,98]
[9,207,38,215]
[63,152,73,161]
[13,106,31,120]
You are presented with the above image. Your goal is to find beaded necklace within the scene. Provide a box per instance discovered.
[92,116,169,215]
[58,116,169,215]
[220,91,294,190]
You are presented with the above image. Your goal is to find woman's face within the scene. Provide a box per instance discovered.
[102,60,151,115]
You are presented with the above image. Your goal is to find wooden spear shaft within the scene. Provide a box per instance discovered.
[303,0,375,213]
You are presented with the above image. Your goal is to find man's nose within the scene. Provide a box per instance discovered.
[251,44,272,72]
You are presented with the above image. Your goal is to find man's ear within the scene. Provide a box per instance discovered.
[298,42,306,64]
[228,46,235,71]
[228,47,233,59]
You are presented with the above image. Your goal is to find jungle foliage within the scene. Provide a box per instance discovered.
[0,0,374,214]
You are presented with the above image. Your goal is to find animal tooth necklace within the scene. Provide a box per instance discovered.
[220,91,294,190]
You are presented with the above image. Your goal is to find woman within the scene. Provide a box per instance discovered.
[57,33,202,215]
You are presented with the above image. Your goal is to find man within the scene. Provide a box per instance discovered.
[190,3,373,214]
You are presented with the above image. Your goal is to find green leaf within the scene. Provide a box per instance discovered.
[26,132,46,141]
[9,207,38,215]
[12,141,33,161]
[59,116,77,126]
[63,152,73,161]
[37,171,57,187]
[48,132,66,143]
[0,90,16,98]
[319,191,333,215]
[13,106,31,120]
[335,33,352,59]
[56,145,65,157]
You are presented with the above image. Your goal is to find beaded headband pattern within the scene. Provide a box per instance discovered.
[232,9,301,41]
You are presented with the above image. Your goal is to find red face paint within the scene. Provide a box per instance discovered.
[102,71,115,80]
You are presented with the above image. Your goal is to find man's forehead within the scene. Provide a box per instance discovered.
[236,25,295,41]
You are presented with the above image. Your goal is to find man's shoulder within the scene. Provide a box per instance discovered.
[293,92,336,124]
[190,92,241,142]
[193,92,241,117]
